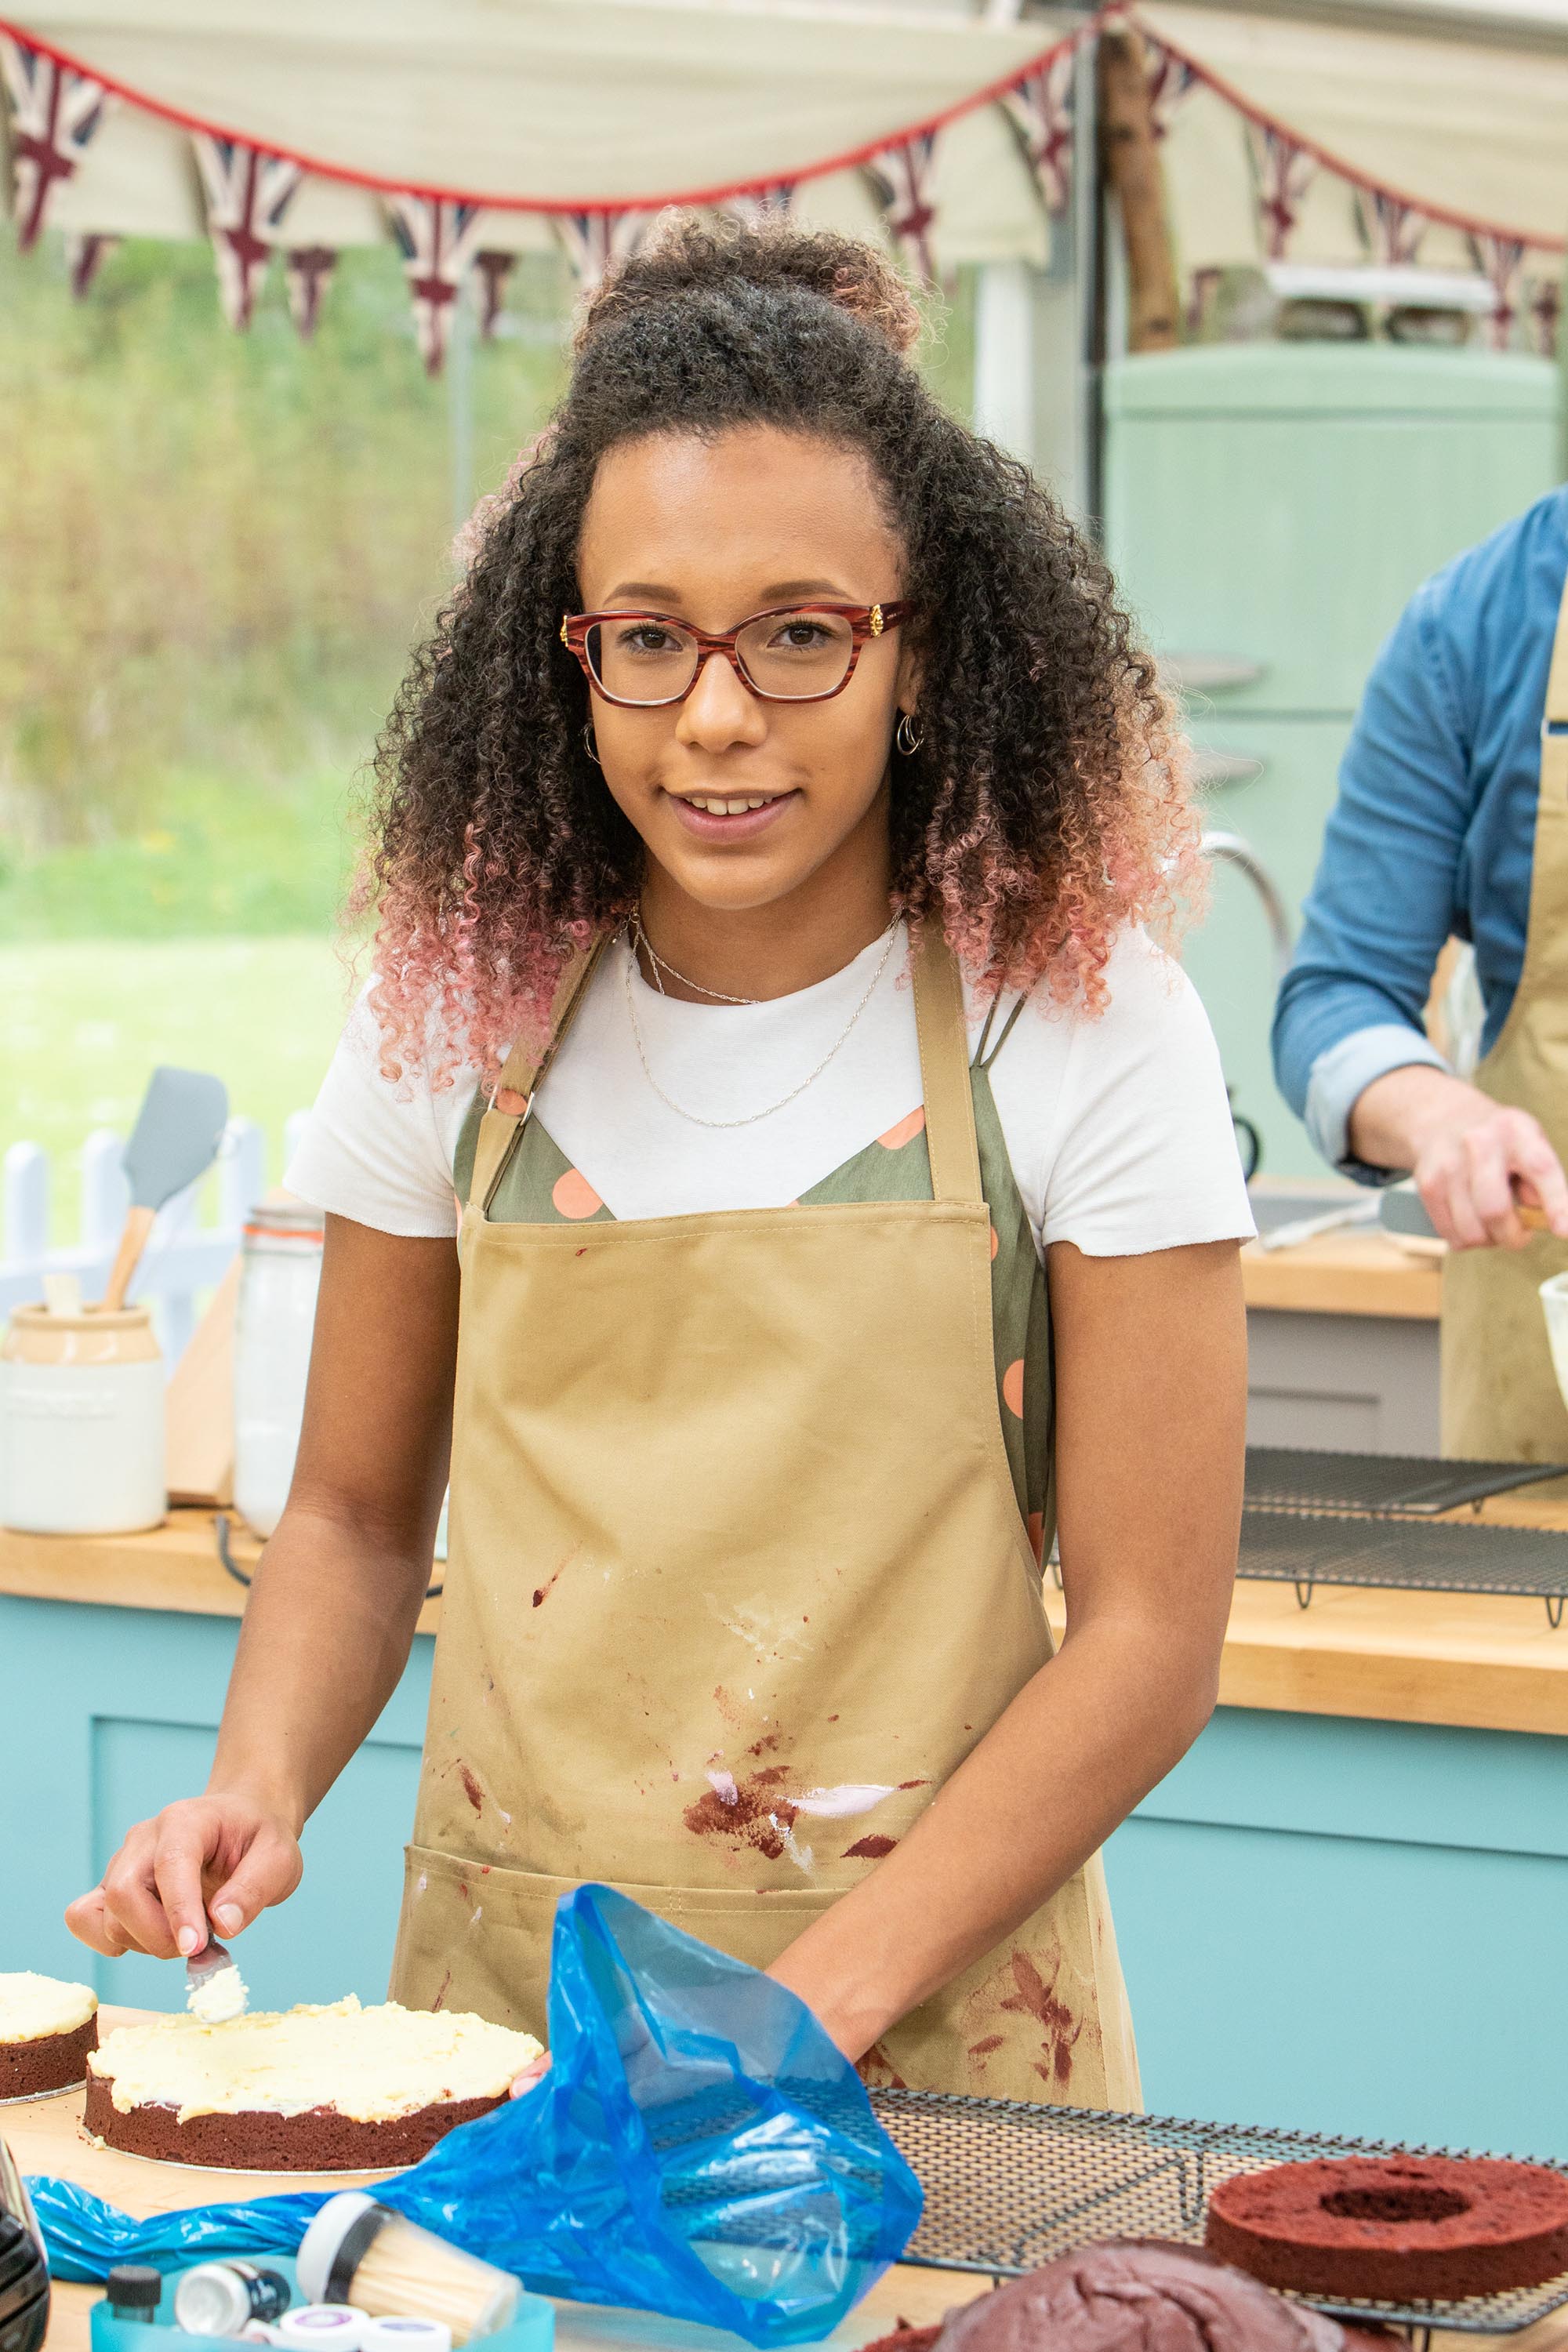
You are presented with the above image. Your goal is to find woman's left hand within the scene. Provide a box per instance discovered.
[510,2051,551,2098]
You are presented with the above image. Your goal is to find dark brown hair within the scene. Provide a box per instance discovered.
[363,213,1196,1084]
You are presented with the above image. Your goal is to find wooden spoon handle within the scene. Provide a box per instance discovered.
[102,1204,157,1312]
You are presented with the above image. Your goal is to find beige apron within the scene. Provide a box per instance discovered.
[390,927,1138,2107]
[1442,568,1568,1461]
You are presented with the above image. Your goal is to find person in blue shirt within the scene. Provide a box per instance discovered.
[1273,486,1568,1460]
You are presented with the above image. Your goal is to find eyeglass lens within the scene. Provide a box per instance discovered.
[587,610,857,703]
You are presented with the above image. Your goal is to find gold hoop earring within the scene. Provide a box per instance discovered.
[583,722,601,767]
[895,711,925,757]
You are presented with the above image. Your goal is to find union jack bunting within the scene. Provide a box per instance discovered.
[285,245,336,340]
[554,208,648,292]
[1246,122,1316,260]
[1530,275,1560,360]
[66,230,114,298]
[191,134,303,329]
[387,194,486,373]
[1363,189,1425,266]
[474,249,514,339]
[1143,39,1199,139]
[1002,48,1076,217]
[722,182,797,226]
[0,34,111,251]
[863,132,939,283]
[1472,230,1526,350]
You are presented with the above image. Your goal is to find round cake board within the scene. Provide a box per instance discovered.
[0,2079,87,2105]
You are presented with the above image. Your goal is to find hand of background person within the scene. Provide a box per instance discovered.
[64,1793,303,1959]
[1349,1065,1568,1250]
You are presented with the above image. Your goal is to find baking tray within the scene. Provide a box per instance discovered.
[866,2089,1568,2340]
[1245,1447,1566,1517]
[1238,1507,1568,1623]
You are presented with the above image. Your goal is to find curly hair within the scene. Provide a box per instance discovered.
[363,214,1197,1087]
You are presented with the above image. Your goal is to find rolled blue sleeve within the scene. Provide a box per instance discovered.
[1272,587,1471,1178]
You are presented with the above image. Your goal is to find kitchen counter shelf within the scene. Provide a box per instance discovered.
[9,1506,1568,1737]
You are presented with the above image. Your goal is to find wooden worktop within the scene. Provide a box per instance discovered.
[9,2010,1565,2352]
[5,1498,1568,1737]
[1242,1228,1442,1319]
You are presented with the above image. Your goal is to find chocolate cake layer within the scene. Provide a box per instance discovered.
[1206,2155,1568,2302]
[83,2071,505,2171]
[1,2016,97,2100]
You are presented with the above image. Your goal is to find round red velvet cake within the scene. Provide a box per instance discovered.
[85,1995,542,2172]
[1205,2154,1568,2303]
[0,1973,98,2101]
[860,2241,1397,2350]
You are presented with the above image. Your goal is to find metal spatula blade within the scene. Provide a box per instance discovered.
[102,1066,230,1311]
[186,1936,248,2024]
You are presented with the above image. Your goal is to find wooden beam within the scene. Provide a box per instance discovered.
[1097,27,1181,354]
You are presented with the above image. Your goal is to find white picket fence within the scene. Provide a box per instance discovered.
[0,1113,311,1367]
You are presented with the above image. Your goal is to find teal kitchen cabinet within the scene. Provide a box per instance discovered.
[1104,343,1561,1177]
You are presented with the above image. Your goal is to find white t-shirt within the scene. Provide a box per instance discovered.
[285,924,1254,1258]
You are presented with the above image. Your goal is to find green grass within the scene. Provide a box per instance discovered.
[1,938,351,1240]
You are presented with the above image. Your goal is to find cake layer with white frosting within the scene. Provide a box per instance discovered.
[0,1971,98,2042]
[90,1994,540,2122]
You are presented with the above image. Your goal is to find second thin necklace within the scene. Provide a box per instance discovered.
[623,916,903,1130]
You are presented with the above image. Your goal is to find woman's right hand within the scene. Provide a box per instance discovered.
[65,1793,303,1959]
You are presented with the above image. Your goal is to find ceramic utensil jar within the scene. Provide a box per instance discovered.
[0,1305,166,1534]
[234,1203,324,1539]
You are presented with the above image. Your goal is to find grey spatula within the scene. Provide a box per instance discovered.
[102,1066,230,1311]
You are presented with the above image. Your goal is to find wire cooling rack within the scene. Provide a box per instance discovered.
[866,2089,1568,2339]
[1245,1447,1566,1517]
[1237,1507,1568,1623]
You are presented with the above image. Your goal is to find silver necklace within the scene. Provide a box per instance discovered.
[622,916,903,1130]
[630,906,760,1005]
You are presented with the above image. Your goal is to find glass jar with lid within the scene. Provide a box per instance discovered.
[233,1203,324,1539]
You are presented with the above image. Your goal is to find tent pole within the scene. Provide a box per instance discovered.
[1080,20,1107,544]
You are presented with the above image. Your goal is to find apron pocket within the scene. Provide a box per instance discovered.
[390,1842,844,2038]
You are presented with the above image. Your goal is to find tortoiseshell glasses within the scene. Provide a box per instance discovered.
[560,601,910,707]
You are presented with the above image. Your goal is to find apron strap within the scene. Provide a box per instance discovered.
[470,935,612,1216]
[1542,557,1568,804]
[912,925,983,1207]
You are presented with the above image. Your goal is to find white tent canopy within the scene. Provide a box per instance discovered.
[2,0,1070,263]
[1146,0,1568,267]
[2,0,1562,296]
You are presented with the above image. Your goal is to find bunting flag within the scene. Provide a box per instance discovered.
[474,249,514,339]
[285,244,336,339]
[66,228,114,296]
[191,134,303,328]
[1247,121,1316,260]
[722,181,797,225]
[1363,188,1426,267]
[1142,38,1199,139]
[863,132,939,283]
[387,194,486,372]
[1472,230,1526,350]
[1001,46,1076,216]
[1530,275,1560,359]
[0,34,110,251]
[554,207,648,292]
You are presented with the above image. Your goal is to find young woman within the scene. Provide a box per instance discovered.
[70,219,1250,2105]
